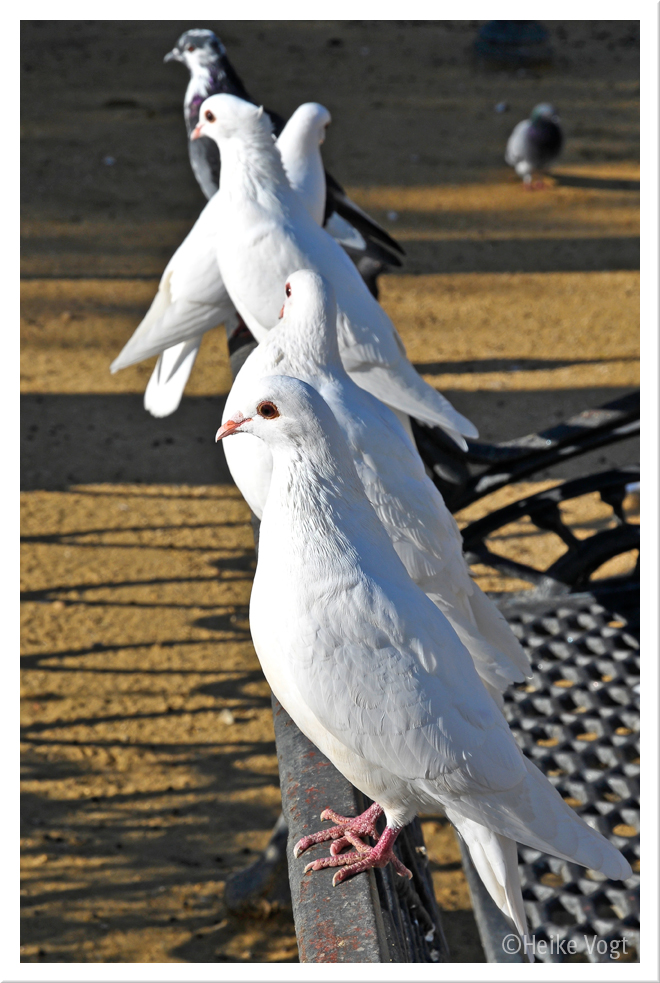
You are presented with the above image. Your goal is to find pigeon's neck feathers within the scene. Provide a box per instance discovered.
[184,60,253,132]
[262,425,387,577]
[186,63,215,100]
[219,120,292,207]
[185,50,252,101]
[276,123,325,225]
[269,311,344,378]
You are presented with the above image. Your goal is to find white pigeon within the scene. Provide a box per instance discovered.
[216,374,632,954]
[275,104,374,253]
[223,270,530,704]
[111,102,351,417]
[193,93,477,449]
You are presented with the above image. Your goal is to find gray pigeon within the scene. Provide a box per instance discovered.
[505,103,563,186]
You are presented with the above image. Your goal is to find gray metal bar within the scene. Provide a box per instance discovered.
[273,694,389,962]
[272,694,449,962]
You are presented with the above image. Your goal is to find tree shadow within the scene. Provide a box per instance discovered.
[21,705,291,961]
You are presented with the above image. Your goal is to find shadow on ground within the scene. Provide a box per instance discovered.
[21,388,639,490]
[21,393,232,489]
[21,235,641,279]
[401,237,639,276]
[554,174,640,192]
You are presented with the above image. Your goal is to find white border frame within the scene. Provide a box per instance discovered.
[11,5,657,981]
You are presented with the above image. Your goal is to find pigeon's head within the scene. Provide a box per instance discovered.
[530,103,559,124]
[216,375,337,450]
[284,102,332,147]
[279,269,337,323]
[191,93,271,144]
[164,29,226,70]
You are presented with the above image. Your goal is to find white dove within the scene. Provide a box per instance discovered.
[110,103,359,417]
[193,93,477,449]
[223,270,530,704]
[216,375,632,955]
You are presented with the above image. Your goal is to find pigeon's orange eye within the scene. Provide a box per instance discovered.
[205,110,216,123]
[285,283,291,297]
[187,44,195,52]
[257,401,280,420]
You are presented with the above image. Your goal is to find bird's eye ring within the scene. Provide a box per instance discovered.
[204,110,216,123]
[187,44,196,52]
[285,283,291,298]
[257,401,280,420]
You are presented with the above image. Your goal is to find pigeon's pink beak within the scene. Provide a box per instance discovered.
[191,123,204,141]
[215,417,250,441]
[278,304,285,319]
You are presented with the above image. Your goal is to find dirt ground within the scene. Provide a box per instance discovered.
[20,20,639,964]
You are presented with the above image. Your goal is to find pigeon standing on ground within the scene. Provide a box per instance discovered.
[223,270,530,704]
[216,374,632,953]
[164,28,404,292]
[505,103,563,187]
[192,94,477,448]
[111,103,359,417]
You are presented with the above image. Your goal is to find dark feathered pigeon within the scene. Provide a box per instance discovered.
[505,103,563,186]
[164,28,404,293]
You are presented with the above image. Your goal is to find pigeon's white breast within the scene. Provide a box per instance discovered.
[249,558,414,814]
[222,433,271,518]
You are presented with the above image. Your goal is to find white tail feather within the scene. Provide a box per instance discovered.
[450,813,532,959]
[143,339,202,418]
[454,756,633,882]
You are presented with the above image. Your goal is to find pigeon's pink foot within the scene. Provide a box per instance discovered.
[303,826,413,887]
[293,802,383,859]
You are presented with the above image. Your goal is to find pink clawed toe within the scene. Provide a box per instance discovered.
[293,803,412,886]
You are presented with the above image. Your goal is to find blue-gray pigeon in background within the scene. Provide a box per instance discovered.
[505,103,563,187]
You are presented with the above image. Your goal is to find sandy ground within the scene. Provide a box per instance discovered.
[21,20,639,964]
